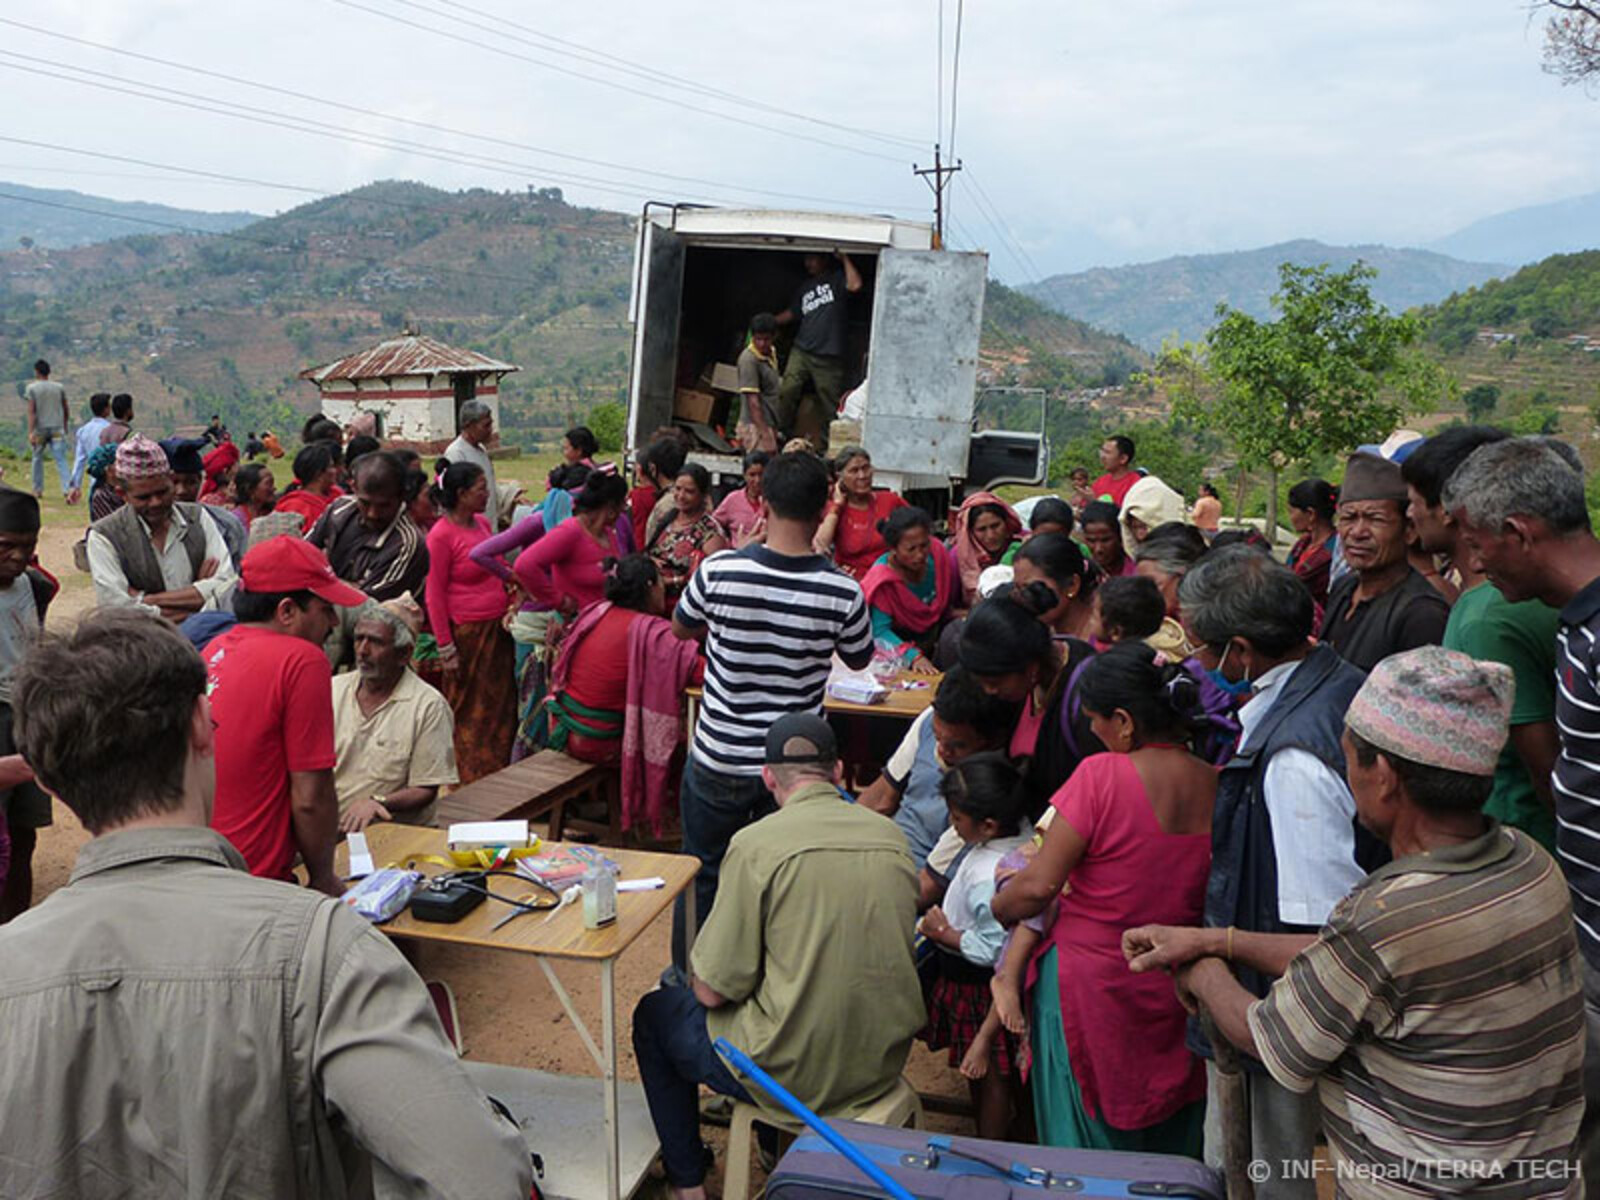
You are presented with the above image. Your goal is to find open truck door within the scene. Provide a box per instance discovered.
[627,218,686,452]
[862,249,1047,494]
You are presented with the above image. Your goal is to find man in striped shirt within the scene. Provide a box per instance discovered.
[670,450,873,971]
[1444,436,1600,1189]
[1126,647,1583,1197]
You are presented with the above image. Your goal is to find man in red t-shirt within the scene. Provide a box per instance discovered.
[1092,434,1140,507]
[206,536,365,896]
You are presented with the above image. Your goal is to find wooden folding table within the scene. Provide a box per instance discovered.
[337,825,698,1200]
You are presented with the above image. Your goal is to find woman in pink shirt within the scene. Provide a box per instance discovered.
[712,450,768,545]
[993,642,1213,1156]
[426,461,516,782]
[513,473,629,618]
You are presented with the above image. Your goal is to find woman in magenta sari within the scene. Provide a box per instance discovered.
[993,641,1214,1157]
[861,506,957,675]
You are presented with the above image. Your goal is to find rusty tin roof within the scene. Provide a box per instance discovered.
[299,333,520,383]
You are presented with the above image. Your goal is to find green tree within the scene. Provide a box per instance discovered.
[586,401,626,452]
[1512,405,1561,436]
[1156,262,1448,536]
[1464,383,1500,422]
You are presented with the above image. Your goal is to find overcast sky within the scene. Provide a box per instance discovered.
[4,0,1597,280]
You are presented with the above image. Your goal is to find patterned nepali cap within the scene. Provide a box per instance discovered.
[114,433,170,482]
[1345,645,1515,777]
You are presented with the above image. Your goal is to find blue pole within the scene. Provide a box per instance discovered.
[713,1038,919,1200]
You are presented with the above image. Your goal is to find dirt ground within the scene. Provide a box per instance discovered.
[29,490,1331,1199]
[23,495,973,1197]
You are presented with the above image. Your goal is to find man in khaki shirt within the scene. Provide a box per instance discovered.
[632,713,924,1200]
[334,604,458,831]
[0,609,531,1200]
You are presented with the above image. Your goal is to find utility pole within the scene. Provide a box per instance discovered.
[913,144,962,249]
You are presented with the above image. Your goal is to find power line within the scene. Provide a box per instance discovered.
[0,55,682,207]
[949,0,966,168]
[952,188,1028,281]
[328,0,909,164]
[937,0,945,151]
[0,54,905,215]
[0,18,907,210]
[406,0,921,150]
[0,135,482,220]
[962,169,1047,285]
[0,164,254,186]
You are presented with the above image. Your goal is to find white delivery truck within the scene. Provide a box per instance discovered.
[625,204,1048,511]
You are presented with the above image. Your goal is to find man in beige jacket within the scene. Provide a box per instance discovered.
[0,608,532,1200]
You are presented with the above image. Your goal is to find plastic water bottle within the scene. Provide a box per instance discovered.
[581,862,617,929]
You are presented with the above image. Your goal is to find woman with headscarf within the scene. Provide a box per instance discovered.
[951,492,1023,607]
[199,440,240,502]
[861,507,958,674]
[1118,476,1188,559]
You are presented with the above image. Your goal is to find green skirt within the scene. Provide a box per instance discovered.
[1030,946,1204,1157]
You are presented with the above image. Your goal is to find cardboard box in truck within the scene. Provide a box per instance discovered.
[673,387,717,424]
[628,205,1048,503]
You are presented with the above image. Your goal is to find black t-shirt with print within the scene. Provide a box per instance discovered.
[791,267,848,358]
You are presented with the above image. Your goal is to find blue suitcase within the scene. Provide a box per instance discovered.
[766,1124,1225,1200]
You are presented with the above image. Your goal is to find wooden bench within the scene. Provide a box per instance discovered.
[432,749,621,842]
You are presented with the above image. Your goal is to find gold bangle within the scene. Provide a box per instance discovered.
[1226,926,1235,961]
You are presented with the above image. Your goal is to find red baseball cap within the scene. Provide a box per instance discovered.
[241,536,367,607]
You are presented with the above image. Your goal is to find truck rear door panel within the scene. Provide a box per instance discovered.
[862,249,988,479]
[628,222,686,450]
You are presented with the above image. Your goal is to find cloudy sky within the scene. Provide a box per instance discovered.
[3,0,1597,279]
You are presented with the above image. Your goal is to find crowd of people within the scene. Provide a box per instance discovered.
[4,380,1600,1200]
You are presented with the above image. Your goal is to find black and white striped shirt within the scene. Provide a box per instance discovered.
[1555,577,1600,967]
[676,546,873,776]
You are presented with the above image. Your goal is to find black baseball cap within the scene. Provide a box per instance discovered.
[764,713,838,765]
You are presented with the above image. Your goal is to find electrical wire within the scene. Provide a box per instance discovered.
[0,164,254,186]
[0,18,908,209]
[962,169,1047,285]
[949,0,965,167]
[0,135,483,220]
[937,0,945,151]
[0,54,906,214]
[953,193,1029,282]
[400,0,921,150]
[328,0,908,164]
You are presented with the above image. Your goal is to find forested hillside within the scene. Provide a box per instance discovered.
[0,181,1140,451]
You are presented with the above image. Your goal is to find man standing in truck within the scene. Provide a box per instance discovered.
[775,250,862,444]
[736,313,782,453]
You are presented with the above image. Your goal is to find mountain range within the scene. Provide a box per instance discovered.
[1023,240,1510,351]
[1428,190,1600,267]
[0,181,260,251]
[0,180,1136,444]
[1022,189,1599,351]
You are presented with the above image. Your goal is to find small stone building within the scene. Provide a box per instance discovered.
[300,333,519,450]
